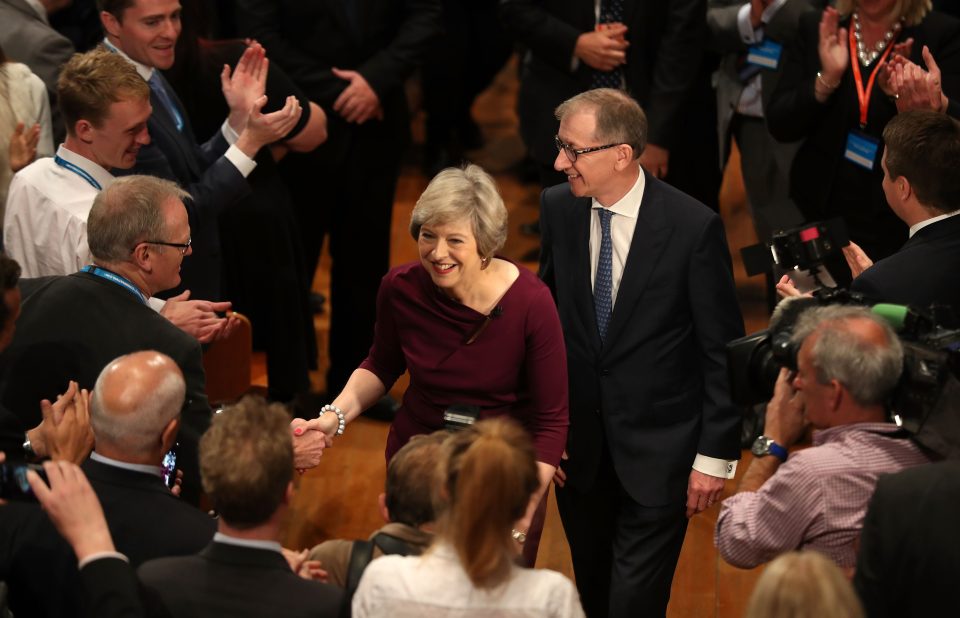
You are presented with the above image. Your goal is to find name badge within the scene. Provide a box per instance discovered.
[844,130,880,171]
[746,40,783,70]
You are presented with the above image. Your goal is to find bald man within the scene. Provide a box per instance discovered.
[81,350,216,567]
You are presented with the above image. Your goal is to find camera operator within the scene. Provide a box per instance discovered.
[715,305,932,571]
[778,111,960,308]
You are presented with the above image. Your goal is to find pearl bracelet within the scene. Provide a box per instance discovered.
[320,404,346,436]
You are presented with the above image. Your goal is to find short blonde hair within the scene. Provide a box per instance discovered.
[58,47,150,134]
[745,551,865,618]
[555,88,647,159]
[836,0,931,26]
[409,164,507,260]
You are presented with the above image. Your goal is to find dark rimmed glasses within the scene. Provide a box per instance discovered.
[554,135,620,162]
[140,238,192,255]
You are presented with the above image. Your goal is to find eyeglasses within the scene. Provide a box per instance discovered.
[554,135,620,162]
[141,238,192,255]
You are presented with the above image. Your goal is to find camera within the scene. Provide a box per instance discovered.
[741,218,849,281]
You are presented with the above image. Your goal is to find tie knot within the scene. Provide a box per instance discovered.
[598,208,613,226]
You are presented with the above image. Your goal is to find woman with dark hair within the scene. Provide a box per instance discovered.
[352,418,584,618]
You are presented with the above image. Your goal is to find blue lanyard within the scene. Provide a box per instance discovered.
[54,155,102,191]
[81,266,146,304]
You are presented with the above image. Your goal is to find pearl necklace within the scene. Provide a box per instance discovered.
[852,12,902,66]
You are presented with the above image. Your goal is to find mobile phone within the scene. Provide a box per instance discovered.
[0,462,47,502]
[162,443,178,489]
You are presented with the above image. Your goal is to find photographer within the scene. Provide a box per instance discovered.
[715,305,931,570]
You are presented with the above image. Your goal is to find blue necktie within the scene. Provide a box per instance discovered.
[595,208,614,342]
[591,0,625,89]
[148,72,184,133]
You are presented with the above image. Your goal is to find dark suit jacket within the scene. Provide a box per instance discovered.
[854,461,960,618]
[0,272,212,502]
[138,541,344,618]
[78,557,144,618]
[539,170,744,506]
[83,458,216,567]
[500,0,706,165]
[850,214,960,310]
[116,72,250,301]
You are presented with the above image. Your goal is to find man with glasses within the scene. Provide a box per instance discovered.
[539,88,744,617]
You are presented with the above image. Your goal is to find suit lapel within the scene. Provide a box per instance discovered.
[603,173,672,348]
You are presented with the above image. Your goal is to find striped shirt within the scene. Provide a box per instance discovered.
[715,423,931,569]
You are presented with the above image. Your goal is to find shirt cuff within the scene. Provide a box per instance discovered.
[220,119,239,145]
[737,4,762,44]
[78,551,129,570]
[224,144,257,178]
[693,453,738,479]
[147,296,166,313]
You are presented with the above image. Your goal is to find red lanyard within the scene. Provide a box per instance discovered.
[849,25,898,128]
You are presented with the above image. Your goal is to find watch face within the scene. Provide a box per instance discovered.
[751,436,771,457]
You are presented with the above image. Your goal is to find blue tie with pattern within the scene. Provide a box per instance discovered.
[148,72,185,133]
[591,0,625,89]
[595,208,614,342]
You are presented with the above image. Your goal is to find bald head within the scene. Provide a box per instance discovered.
[91,351,186,460]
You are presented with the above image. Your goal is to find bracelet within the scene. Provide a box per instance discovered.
[816,71,840,91]
[320,404,346,436]
[511,529,527,544]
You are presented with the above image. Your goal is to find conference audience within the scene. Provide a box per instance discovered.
[85,350,217,567]
[138,395,344,618]
[352,418,585,618]
[745,551,865,618]
[767,0,960,267]
[315,164,568,564]
[715,305,931,570]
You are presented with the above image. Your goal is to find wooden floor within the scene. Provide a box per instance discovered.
[252,58,772,617]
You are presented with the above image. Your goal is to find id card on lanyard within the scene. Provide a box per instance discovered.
[843,26,897,171]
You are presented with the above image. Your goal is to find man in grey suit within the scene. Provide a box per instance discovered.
[139,395,343,618]
[0,0,74,141]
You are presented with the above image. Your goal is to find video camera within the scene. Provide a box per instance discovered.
[741,218,849,286]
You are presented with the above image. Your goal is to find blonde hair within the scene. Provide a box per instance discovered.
[58,47,150,135]
[836,0,931,26]
[745,551,865,618]
[435,418,539,588]
[409,164,507,260]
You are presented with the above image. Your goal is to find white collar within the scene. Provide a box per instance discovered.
[102,37,154,81]
[213,532,283,554]
[591,167,645,219]
[90,451,163,477]
[909,209,960,238]
[56,144,116,190]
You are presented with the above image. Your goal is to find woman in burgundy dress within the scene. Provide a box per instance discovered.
[316,164,568,564]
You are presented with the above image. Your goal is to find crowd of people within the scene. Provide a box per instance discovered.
[0,0,959,616]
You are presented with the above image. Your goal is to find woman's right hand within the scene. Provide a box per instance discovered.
[818,7,848,85]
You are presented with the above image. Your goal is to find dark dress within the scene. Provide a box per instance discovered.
[767,10,960,262]
[359,260,569,467]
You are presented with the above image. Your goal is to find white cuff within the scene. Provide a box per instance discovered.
[147,296,166,313]
[737,4,762,44]
[78,551,129,570]
[693,453,738,479]
[220,119,240,145]
[224,145,257,178]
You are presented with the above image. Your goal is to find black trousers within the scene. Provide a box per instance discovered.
[556,444,688,618]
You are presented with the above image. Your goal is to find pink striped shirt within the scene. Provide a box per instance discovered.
[715,423,931,568]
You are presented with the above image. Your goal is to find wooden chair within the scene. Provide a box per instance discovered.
[201,312,253,406]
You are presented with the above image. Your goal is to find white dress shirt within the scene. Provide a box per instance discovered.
[734,0,789,117]
[589,170,737,479]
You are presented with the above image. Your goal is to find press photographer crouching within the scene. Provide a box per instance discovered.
[715,305,932,571]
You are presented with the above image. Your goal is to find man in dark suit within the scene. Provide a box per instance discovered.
[139,395,343,618]
[233,0,440,395]
[98,0,302,301]
[539,89,743,617]
[845,111,960,310]
[854,460,960,618]
[85,349,216,567]
[0,175,212,502]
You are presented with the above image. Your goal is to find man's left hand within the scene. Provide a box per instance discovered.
[686,469,725,517]
[331,68,383,124]
[161,290,236,344]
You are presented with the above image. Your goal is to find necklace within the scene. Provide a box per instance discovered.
[852,12,902,66]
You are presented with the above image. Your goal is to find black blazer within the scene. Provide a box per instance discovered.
[139,541,344,618]
[500,0,706,164]
[78,557,145,618]
[539,170,744,505]
[850,214,960,311]
[117,72,250,301]
[0,272,211,503]
[83,458,216,567]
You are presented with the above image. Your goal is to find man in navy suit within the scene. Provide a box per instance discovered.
[539,88,743,617]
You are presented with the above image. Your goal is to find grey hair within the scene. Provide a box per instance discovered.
[87,175,190,262]
[791,305,903,407]
[409,164,507,259]
[554,88,647,159]
[90,353,186,454]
